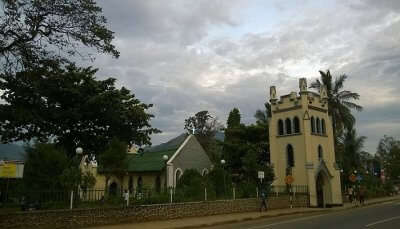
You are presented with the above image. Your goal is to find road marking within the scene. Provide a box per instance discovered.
[246,213,328,229]
[365,216,400,227]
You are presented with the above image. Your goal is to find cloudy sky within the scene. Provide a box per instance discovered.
[92,0,400,153]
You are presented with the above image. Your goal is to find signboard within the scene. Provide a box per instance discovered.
[349,174,357,183]
[285,175,294,184]
[0,163,24,178]
[258,171,265,179]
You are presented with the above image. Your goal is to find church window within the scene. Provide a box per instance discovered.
[278,119,284,135]
[318,145,323,161]
[128,176,133,193]
[321,119,326,134]
[311,116,315,133]
[293,117,300,133]
[285,118,292,135]
[137,176,143,191]
[316,117,321,133]
[287,144,294,167]
[175,168,182,186]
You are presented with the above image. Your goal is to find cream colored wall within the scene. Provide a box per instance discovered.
[269,80,342,206]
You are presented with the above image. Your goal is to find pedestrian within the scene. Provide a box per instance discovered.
[359,186,366,205]
[260,190,268,212]
[348,186,353,203]
[123,189,130,207]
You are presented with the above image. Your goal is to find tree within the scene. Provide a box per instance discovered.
[377,135,400,182]
[227,108,241,129]
[97,138,128,194]
[310,70,362,139]
[0,62,160,157]
[254,102,271,127]
[23,143,69,191]
[0,0,119,72]
[184,110,223,162]
[338,128,366,176]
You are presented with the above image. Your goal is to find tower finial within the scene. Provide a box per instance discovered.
[270,86,277,102]
[299,78,307,92]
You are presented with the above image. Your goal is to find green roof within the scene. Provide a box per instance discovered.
[126,149,177,172]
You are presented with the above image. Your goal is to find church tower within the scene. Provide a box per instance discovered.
[269,78,342,207]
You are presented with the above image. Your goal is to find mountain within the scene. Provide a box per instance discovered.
[0,143,26,161]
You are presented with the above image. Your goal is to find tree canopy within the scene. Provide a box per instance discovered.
[0,62,160,157]
[0,0,119,72]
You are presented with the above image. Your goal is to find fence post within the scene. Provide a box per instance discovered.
[233,187,236,200]
[256,187,259,198]
[205,187,207,201]
[70,190,74,210]
[169,187,173,203]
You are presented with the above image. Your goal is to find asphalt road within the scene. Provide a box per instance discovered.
[203,200,400,229]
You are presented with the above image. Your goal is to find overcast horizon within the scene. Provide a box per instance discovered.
[89,0,400,153]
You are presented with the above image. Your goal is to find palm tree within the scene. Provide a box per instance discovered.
[310,70,363,138]
[338,128,366,179]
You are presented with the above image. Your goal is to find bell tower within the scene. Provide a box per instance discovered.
[268,78,342,207]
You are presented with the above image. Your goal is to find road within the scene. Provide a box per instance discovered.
[203,200,400,229]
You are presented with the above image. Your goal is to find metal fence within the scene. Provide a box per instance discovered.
[0,185,309,212]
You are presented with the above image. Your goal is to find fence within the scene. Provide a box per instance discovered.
[0,185,309,212]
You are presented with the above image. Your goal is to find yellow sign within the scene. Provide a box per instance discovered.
[0,163,17,178]
[285,175,294,184]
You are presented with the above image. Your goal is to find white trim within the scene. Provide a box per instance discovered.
[167,135,192,165]
[174,168,183,187]
[202,168,209,176]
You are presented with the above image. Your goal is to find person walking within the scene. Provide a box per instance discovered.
[260,190,268,212]
[359,186,366,205]
[123,189,130,207]
[348,186,354,203]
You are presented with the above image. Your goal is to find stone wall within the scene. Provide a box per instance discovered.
[0,195,308,229]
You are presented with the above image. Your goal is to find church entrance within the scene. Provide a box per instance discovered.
[109,182,118,196]
[316,173,324,207]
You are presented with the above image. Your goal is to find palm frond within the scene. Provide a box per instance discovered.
[309,79,321,90]
[342,101,363,112]
[338,91,360,101]
[333,74,347,94]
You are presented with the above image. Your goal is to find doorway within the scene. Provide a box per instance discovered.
[316,173,324,207]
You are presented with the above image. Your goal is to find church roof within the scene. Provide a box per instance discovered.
[126,133,188,172]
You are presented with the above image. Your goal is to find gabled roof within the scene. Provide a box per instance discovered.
[126,134,189,172]
[0,144,26,161]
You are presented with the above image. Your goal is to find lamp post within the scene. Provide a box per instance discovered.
[70,147,83,210]
[220,159,226,199]
[340,169,344,192]
[163,155,169,191]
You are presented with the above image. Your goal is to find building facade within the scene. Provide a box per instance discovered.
[269,78,342,207]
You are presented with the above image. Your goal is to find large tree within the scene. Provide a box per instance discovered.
[310,70,362,138]
[377,135,400,182]
[0,0,119,72]
[338,128,366,175]
[0,62,159,157]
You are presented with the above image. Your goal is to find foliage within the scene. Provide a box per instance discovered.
[184,110,223,163]
[97,138,128,178]
[227,108,241,129]
[338,128,366,175]
[23,143,69,190]
[0,0,119,72]
[175,169,205,201]
[377,135,400,182]
[0,63,160,157]
[309,70,362,143]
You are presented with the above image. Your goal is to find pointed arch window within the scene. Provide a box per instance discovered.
[293,117,300,133]
[287,144,294,168]
[318,145,323,161]
[316,117,321,133]
[311,116,315,133]
[278,119,284,135]
[285,118,292,135]
[321,119,326,134]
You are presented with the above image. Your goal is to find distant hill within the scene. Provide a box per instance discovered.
[0,143,26,161]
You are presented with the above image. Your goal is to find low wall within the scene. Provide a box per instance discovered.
[0,195,308,229]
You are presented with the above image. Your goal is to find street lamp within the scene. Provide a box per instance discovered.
[163,155,169,191]
[220,159,226,199]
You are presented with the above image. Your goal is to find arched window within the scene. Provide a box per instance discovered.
[287,144,294,168]
[285,118,292,135]
[278,119,284,135]
[321,119,326,134]
[318,145,323,161]
[137,176,143,191]
[316,117,321,133]
[293,117,300,133]
[175,168,182,186]
[128,176,133,193]
[311,116,315,133]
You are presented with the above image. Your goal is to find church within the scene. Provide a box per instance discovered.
[269,78,343,207]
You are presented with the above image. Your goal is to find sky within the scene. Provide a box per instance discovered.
[91,0,400,153]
